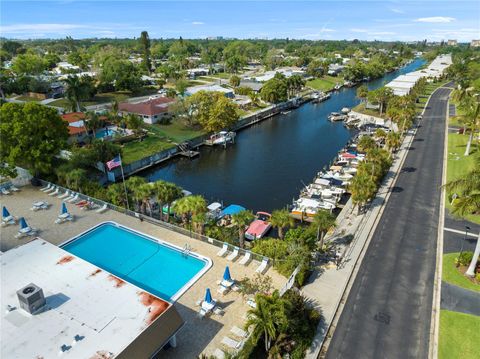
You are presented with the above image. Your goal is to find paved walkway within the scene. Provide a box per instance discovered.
[303,106,420,358]
[441,282,480,316]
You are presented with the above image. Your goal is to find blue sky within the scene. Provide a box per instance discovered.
[1,1,479,41]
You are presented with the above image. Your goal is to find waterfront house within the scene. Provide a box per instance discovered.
[61,112,89,144]
[239,80,263,93]
[119,97,176,124]
[185,84,235,98]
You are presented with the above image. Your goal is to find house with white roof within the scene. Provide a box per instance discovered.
[185,84,235,98]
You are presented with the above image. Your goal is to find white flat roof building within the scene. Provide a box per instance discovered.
[1,239,183,359]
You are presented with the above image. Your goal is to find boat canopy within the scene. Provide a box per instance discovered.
[339,152,356,158]
[315,178,331,186]
[207,202,222,211]
[221,204,246,217]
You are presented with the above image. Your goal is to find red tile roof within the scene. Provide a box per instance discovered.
[61,112,87,136]
[118,97,176,116]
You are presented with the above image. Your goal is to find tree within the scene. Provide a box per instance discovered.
[311,210,336,250]
[173,195,207,232]
[349,173,377,214]
[175,78,189,96]
[64,76,95,112]
[132,183,154,214]
[229,75,241,88]
[66,168,87,192]
[385,131,401,153]
[84,111,103,140]
[245,291,286,353]
[11,52,46,75]
[357,84,368,103]
[124,113,144,134]
[139,31,152,74]
[270,209,294,239]
[100,58,142,92]
[0,102,69,176]
[155,180,183,221]
[232,210,255,248]
[260,76,288,104]
[445,158,480,277]
[357,135,377,153]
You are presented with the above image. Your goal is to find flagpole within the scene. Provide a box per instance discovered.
[119,154,130,211]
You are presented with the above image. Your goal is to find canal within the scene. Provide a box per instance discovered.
[141,58,426,212]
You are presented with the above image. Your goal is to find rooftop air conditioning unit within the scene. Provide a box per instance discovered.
[17,283,46,314]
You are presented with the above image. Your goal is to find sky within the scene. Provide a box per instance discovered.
[1,1,479,42]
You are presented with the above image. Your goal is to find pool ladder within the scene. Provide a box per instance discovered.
[182,243,191,257]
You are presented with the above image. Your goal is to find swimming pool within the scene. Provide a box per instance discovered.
[62,222,212,301]
[95,128,117,139]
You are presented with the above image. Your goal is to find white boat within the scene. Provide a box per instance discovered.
[291,197,335,218]
[341,107,350,114]
[208,131,236,145]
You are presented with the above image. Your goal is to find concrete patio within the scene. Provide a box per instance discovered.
[0,186,286,358]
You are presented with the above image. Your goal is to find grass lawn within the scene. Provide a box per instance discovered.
[352,103,388,119]
[16,95,41,102]
[445,133,479,224]
[442,253,479,292]
[439,310,480,359]
[306,76,343,91]
[48,98,70,108]
[209,72,234,80]
[121,121,204,164]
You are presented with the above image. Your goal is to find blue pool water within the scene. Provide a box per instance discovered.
[62,222,210,301]
[95,128,116,139]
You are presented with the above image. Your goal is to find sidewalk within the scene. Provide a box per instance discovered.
[303,126,418,358]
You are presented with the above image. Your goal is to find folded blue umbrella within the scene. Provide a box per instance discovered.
[2,206,10,218]
[19,217,27,229]
[223,266,232,282]
[204,288,212,304]
[61,202,68,214]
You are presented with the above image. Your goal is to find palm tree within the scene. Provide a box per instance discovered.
[64,76,86,112]
[232,210,255,248]
[385,131,401,153]
[106,183,127,207]
[311,210,336,250]
[66,168,86,192]
[84,111,102,139]
[375,128,387,141]
[458,96,479,156]
[270,209,294,239]
[173,195,207,232]
[132,183,154,214]
[445,159,480,277]
[245,292,285,353]
[109,99,120,126]
[357,135,377,153]
[356,84,368,104]
[154,180,182,221]
[349,174,377,214]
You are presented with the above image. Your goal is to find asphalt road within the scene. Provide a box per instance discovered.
[326,86,452,359]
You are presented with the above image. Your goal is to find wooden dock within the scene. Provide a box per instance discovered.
[178,150,199,158]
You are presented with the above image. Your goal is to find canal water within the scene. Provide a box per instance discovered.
[141,58,426,212]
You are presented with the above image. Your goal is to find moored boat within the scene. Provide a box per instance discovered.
[245,212,272,240]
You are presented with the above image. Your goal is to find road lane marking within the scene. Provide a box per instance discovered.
[444,227,478,238]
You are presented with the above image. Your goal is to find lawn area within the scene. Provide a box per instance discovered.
[48,98,70,108]
[442,253,480,292]
[352,103,388,119]
[209,72,234,80]
[439,310,480,359]
[121,121,204,164]
[306,76,343,91]
[16,95,41,102]
[445,133,479,224]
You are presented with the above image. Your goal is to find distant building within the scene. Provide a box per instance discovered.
[1,239,183,359]
[185,84,235,98]
[54,61,80,74]
[447,39,458,46]
[239,80,264,93]
[119,97,176,124]
[186,67,210,79]
[471,40,480,47]
[328,63,345,76]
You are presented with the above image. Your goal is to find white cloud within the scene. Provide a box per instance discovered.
[191,21,204,25]
[0,23,86,34]
[320,28,336,33]
[414,17,456,23]
[350,28,368,33]
[369,31,396,36]
[390,8,405,14]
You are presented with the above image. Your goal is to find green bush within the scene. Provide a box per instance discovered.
[455,251,474,267]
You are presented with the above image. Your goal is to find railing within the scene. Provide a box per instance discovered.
[35,179,267,263]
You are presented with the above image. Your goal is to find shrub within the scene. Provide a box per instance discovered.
[455,251,474,267]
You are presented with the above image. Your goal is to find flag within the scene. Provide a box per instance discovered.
[106,155,121,171]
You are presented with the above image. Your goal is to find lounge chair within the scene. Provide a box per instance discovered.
[1,188,11,195]
[213,348,225,359]
[15,226,38,238]
[221,336,242,350]
[231,326,248,339]
[64,192,76,201]
[198,307,208,318]
[238,252,251,265]
[95,204,108,213]
[246,298,256,308]
[255,258,269,274]
[76,200,88,207]
[1,215,16,227]
[217,285,229,295]
[48,188,60,196]
[30,201,49,211]
[55,213,74,224]
[67,194,79,203]
[9,185,20,192]
[226,247,239,261]
[216,243,229,257]
[44,185,56,193]
[58,190,70,199]
[82,202,97,210]
[40,184,52,192]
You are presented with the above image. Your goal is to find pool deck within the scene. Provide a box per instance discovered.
[0,186,286,358]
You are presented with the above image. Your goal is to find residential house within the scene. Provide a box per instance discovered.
[471,40,480,47]
[54,62,80,74]
[119,97,176,124]
[185,84,235,98]
[447,39,458,46]
[186,67,210,79]
[239,81,264,93]
[61,112,89,144]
